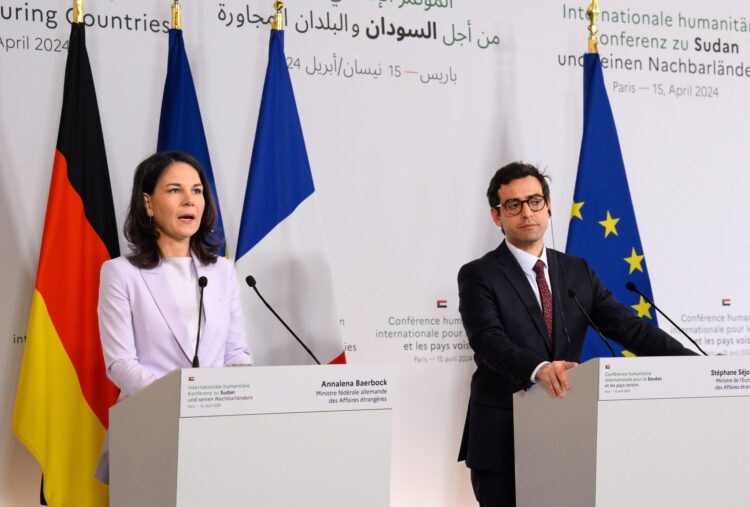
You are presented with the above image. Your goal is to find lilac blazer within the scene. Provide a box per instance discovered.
[98,254,252,397]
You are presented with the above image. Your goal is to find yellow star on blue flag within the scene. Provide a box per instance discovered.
[598,211,620,238]
[624,248,645,274]
[631,296,653,319]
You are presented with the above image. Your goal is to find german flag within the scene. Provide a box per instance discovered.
[12,19,120,506]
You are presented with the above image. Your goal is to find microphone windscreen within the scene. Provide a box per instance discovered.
[625,281,636,292]
[245,275,257,288]
[567,288,577,298]
[198,276,208,288]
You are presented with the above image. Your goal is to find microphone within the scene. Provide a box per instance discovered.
[245,275,321,365]
[547,225,571,349]
[567,289,616,357]
[625,282,707,355]
[192,276,208,368]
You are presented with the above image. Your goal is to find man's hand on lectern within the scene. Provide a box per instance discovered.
[535,361,578,398]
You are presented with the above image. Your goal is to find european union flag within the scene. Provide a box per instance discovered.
[566,53,657,360]
[157,28,226,256]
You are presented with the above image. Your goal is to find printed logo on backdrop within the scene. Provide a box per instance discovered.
[557,3,750,100]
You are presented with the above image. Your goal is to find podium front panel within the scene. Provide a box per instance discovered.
[110,364,393,507]
[514,357,750,507]
[177,410,391,506]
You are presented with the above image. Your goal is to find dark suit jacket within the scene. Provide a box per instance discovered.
[457,241,695,472]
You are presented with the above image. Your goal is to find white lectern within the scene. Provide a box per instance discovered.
[109,364,393,507]
[514,356,750,507]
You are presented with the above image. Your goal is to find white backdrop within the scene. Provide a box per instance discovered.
[2,1,750,505]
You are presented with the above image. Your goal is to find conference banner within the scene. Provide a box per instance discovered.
[2,1,750,505]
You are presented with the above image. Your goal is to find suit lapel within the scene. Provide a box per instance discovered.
[141,262,193,361]
[547,249,567,358]
[495,242,552,357]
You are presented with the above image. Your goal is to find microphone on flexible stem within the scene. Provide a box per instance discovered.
[567,289,617,357]
[547,226,571,349]
[192,276,208,368]
[625,282,707,355]
[245,275,321,365]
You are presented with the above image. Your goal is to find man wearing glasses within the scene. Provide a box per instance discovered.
[457,162,695,506]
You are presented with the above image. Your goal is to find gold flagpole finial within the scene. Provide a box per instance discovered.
[586,0,600,54]
[171,0,182,30]
[272,1,284,31]
[73,0,83,23]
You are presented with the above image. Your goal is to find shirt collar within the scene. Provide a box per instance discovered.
[506,241,547,275]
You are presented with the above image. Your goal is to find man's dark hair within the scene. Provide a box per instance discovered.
[486,162,551,208]
[124,151,223,269]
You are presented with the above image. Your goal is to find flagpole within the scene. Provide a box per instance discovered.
[171,0,182,30]
[73,0,83,23]
[586,0,599,54]
[272,0,284,30]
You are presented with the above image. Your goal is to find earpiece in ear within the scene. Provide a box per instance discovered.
[548,210,552,217]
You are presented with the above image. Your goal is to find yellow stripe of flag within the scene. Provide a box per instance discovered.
[13,290,109,506]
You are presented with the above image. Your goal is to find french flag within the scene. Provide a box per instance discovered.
[235,28,346,366]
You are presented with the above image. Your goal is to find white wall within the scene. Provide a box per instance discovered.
[2,1,749,505]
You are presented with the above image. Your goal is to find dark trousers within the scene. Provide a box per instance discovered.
[470,468,516,507]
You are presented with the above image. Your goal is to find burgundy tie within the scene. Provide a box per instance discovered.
[533,260,554,346]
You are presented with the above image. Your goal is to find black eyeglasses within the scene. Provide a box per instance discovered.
[496,194,547,216]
